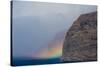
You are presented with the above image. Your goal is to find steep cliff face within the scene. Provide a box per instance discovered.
[61,12,97,62]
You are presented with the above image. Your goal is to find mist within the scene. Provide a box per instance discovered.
[12,1,97,57]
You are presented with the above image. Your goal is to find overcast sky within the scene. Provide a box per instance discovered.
[12,1,97,57]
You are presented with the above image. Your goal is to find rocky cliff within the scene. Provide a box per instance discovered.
[61,12,97,62]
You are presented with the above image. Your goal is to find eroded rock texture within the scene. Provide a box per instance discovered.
[61,12,97,62]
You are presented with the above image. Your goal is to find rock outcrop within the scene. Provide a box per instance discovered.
[61,12,97,62]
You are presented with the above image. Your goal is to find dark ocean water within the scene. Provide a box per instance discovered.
[11,57,94,66]
[12,57,61,66]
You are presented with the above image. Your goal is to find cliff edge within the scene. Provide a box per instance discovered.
[61,12,97,62]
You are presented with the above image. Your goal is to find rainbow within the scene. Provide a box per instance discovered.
[31,31,66,59]
[31,41,63,59]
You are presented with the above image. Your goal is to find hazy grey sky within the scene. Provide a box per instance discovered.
[12,1,97,57]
